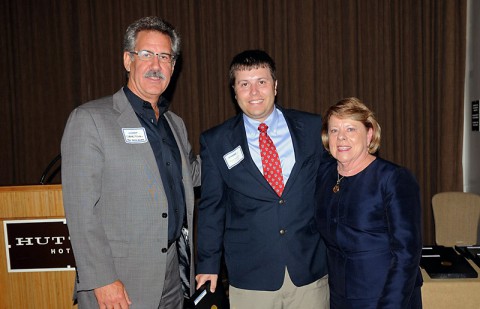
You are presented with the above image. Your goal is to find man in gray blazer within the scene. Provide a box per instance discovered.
[61,16,200,308]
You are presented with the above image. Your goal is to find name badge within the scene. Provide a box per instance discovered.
[223,146,244,169]
[122,128,148,144]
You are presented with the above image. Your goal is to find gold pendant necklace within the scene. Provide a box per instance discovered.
[334,155,371,193]
[332,173,345,193]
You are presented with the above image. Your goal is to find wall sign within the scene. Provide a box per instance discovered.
[3,219,76,272]
[473,100,479,132]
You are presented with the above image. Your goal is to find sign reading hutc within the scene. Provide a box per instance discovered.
[3,219,76,272]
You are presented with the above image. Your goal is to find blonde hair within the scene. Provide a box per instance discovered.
[321,97,381,154]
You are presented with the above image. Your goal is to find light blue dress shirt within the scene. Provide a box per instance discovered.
[243,107,295,184]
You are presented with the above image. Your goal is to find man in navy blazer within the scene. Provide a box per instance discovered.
[195,50,329,308]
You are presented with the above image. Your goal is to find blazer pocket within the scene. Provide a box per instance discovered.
[224,227,250,244]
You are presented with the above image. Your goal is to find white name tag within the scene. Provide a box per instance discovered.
[223,146,244,169]
[122,128,148,144]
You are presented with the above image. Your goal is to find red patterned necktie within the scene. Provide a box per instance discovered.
[258,123,284,196]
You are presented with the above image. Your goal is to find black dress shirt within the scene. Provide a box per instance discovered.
[124,87,185,243]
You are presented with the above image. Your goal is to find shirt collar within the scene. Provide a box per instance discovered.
[243,107,281,137]
[123,86,170,116]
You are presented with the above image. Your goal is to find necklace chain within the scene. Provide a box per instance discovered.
[334,155,373,193]
[332,173,345,193]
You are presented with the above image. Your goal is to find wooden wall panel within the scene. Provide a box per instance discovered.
[0,185,76,308]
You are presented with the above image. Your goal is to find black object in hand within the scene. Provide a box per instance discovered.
[185,281,229,309]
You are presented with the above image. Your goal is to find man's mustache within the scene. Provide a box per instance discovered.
[144,70,166,79]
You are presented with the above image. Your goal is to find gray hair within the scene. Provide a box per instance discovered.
[123,16,180,58]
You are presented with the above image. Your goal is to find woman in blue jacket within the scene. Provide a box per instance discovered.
[315,97,423,308]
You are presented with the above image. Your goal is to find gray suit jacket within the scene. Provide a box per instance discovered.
[61,88,200,307]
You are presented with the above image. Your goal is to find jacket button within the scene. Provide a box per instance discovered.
[278,199,285,205]
[162,213,168,218]
[162,248,168,253]
[279,229,286,235]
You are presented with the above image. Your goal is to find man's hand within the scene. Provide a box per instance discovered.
[195,274,218,293]
[94,280,132,309]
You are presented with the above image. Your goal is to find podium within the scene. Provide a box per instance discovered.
[0,185,76,308]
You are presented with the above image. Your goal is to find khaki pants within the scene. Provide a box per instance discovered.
[229,269,329,309]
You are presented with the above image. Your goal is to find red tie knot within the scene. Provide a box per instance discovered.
[258,123,268,133]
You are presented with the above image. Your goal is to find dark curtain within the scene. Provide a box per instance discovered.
[0,0,466,244]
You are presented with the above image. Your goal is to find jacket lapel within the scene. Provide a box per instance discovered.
[282,110,308,194]
[163,112,195,208]
[228,114,274,193]
[112,89,164,190]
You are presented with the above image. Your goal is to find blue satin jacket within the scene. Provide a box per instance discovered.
[315,158,423,309]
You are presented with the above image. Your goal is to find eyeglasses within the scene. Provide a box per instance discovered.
[129,50,175,63]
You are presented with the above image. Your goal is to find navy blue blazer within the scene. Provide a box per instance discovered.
[196,108,328,291]
[315,158,423,308]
